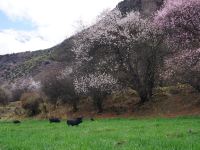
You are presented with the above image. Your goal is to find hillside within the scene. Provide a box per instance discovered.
[1,0,199,119]
[0,0,163,83]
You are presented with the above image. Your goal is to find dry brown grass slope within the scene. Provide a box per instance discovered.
[0,85,199,120]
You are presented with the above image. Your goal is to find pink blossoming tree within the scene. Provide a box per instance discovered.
[156,0,200,91]
[155,0,200,49]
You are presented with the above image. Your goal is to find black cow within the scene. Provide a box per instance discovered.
[49,118,61,123]
[67,117,83,126]
[13,120,21,124]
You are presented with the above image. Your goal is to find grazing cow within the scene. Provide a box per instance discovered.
[67,117,83,126]
[49,118,61,123]
[13,120,21,124]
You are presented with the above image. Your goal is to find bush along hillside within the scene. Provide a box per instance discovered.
[0,0,200,118]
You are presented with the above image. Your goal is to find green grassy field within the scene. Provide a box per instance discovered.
[0,117,200,150]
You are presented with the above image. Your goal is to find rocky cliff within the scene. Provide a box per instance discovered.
[118,0,163,16]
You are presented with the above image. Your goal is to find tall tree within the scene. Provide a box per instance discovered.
[73,9,165,104]
[155,0,200,49]
[155,0,200,91]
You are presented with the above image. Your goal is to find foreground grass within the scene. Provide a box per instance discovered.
[0,117,200,150]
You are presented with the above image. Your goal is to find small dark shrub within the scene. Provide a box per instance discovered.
[21,92,42,116]
[11,88,26,102]
[0,88,9,105]
[110,106,127,115]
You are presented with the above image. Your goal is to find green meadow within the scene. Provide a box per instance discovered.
[0,117,200,150]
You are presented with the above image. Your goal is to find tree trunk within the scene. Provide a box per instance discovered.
[147,79,155,99]
[133,88,149,112]
[194,85,200,92]
[96,98,103,113]
[190,80,200,93]
[72,101,78,112]
[138,89,149,105]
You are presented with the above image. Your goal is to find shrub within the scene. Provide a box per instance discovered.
[154,84,193,96]
[10,78,41,102]
[11,88,26,102]
[0,88,9,105]
[41,71,79,112]
[21,92,42,116]
[110,105,127,115]
[41,72,63,104]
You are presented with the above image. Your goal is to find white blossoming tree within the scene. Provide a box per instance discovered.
[73,8,165,105]
[74,72,118,113]
[10,77,41,101]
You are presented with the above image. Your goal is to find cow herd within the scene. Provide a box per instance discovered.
[11,117,94,126]
[49,117,83,126]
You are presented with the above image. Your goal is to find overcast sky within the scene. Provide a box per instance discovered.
[0,0,122,55]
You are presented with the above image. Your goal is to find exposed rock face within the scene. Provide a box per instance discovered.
[118,0,142,15]
[118,0,164,16]
[141,0,163,16]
